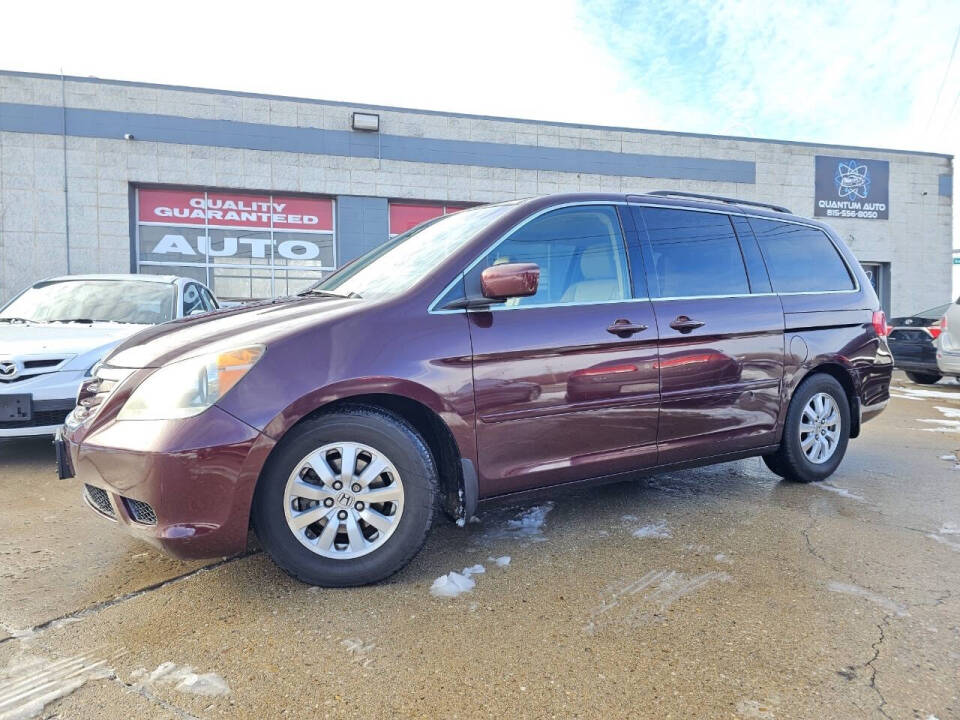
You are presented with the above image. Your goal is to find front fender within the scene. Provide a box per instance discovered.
[261,376,474,453]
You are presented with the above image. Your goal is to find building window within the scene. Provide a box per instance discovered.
[388,201,469,236]
[136,187,335,301]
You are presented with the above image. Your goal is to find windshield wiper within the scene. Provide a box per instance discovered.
[0,317,37,324]
[297,290,362,299]
[48,318,140,324]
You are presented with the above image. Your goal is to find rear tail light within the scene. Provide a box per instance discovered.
[928,320,944,340]
[872,310,887,337]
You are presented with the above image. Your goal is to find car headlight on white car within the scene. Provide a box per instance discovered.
[117,346,264,421]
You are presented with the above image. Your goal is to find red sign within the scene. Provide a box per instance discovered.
[388,202,474,235]
[139,189,333,232]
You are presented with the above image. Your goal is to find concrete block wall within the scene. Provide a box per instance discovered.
[0,70,953,315]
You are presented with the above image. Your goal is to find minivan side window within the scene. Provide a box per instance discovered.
[749,219,855,293]
[467,205,631,308]
[639,208,750,298]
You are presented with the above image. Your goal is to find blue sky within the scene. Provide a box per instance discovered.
[1,0,958,157]
[577,0,960,151]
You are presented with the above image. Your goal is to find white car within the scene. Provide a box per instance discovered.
[0,274,218,438]
[936,298,960,380]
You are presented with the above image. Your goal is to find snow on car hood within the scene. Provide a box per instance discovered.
[0,322,150,358]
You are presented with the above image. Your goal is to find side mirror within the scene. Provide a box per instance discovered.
[480,263,540,301]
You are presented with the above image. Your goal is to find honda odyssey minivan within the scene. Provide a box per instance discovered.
[59,192,892,586]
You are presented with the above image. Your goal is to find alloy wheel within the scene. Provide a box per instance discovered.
[799,392,842,464]
[283,441,404,559]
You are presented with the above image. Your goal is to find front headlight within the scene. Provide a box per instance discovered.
[117,346,264,421]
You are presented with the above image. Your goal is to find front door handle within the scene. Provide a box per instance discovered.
[669,315,705,333]
[606,319,649,337]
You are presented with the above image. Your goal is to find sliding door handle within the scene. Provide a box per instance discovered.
[669,316,705,333]
[606,319,649,337]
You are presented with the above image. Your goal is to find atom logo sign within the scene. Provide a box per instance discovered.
[834,160,871,200]
[815,155,889,220]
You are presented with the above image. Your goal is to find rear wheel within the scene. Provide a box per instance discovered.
[905,371,941,385]
[766,374,851,483]
[252,406,437,586]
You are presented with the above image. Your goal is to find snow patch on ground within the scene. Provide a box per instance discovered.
[481,503,555,542]
[714,553,731,564]
[892,386,960,401]
[939,522,960,534]
[826,581,909,617]
[813,483,865,501]
[488,555,511,567]
[938,453,960,469]
[461,564,485,577]
[505,503,553,536]
[632,520,671,539]
[429,571,476,598]
[0,650,116,719]
[935,405,960,418]
[130,662,230,697]
[917,418,960,432]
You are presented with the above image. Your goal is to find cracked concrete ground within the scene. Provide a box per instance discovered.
[1,371,959,719]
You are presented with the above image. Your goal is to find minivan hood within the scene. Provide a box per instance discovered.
[0,322,148,358]
[106,296,361,369]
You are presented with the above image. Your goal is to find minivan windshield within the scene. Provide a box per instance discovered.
[0,280,177,325]
[308,203,518,300]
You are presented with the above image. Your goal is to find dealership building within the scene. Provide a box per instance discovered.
[0,69,953,312]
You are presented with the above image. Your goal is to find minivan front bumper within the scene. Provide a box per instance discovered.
[61,406,275,559]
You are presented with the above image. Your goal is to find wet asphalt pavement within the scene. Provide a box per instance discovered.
[2,372,959,719]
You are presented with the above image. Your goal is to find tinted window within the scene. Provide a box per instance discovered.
[750,219,854,293]
[640,208,749,298]
[468,205,630,307]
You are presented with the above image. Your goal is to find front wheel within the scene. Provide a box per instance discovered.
[766,374,851,483]
[252,406,437,586]
[905,371,941,385]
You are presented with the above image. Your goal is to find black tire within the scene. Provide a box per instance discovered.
[905,371,942,385]
[252,405,437,586]
[767,374,851,484]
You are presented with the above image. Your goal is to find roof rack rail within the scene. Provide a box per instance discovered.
[645,190,791,215]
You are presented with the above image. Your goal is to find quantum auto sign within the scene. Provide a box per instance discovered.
[138,188,334,260]
[814,156,889,220]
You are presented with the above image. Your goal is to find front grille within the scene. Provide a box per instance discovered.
[123,497,157,525]
[23,359,63,370]
[0,356,69,383]
[83,484,115,519]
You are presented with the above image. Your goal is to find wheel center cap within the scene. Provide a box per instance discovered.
[336,491,355,508]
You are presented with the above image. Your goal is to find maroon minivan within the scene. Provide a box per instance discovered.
[59,192,892,586]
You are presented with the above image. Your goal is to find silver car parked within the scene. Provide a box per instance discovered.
[936,297,960,380]
[0,274,218,438]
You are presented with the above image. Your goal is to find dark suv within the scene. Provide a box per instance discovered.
[59,192,892,586]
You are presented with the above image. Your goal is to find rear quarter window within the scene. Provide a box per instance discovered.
[749,219,855,293]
